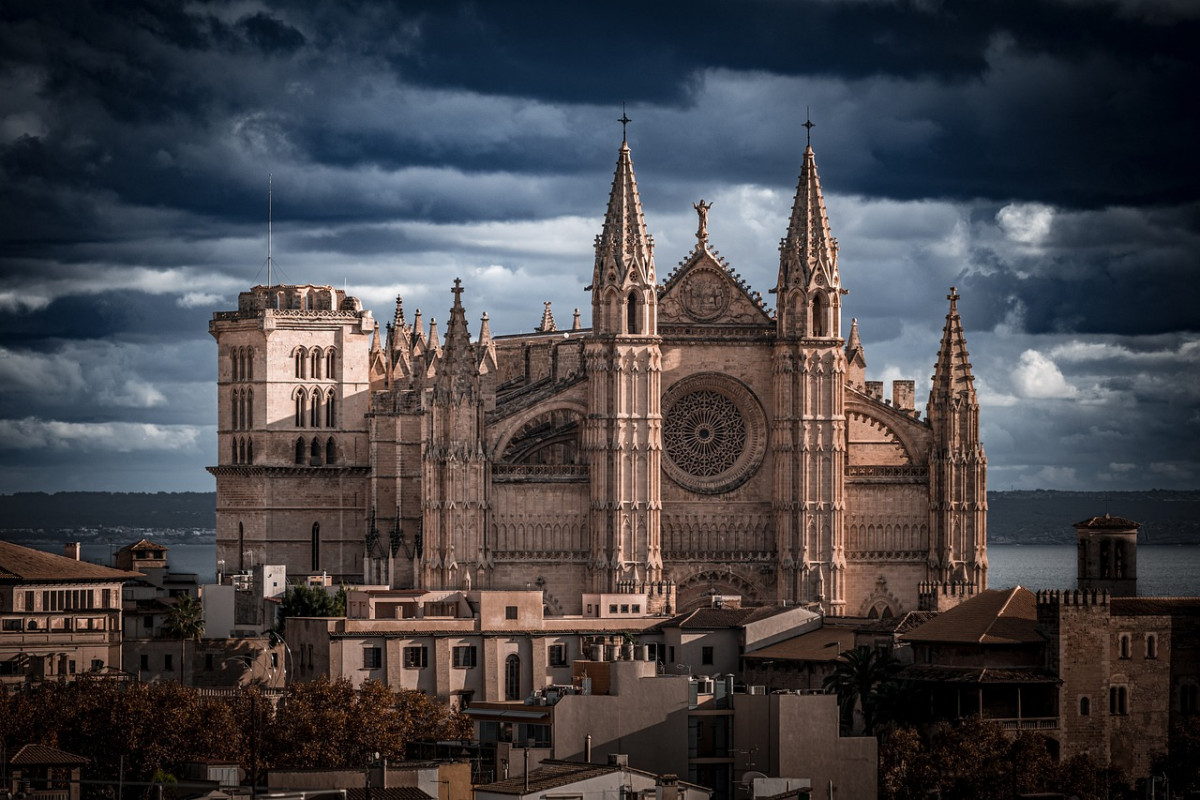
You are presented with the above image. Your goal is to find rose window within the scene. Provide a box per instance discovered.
[661,374,767,495]
[664,391,746,476]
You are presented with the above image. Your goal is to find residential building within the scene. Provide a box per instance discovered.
[0,540,139,685]
[3,744,88,800]
[473,758,711,800]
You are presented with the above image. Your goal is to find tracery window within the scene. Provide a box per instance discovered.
[325,390,336,428]
[295,438,306,465]
[295,391,306,427]
[311,348,322,380]
[326,348,336,379]
[295,348,306,379]
[664,390,745,477]
[245,388,253,428]
[310,390,321,428]
[504,654,520,700]
[325,437,337,465]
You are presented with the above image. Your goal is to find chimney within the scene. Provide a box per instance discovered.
[63,542,81,561]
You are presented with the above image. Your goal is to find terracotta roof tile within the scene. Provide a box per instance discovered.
[742,623,859,662]
[477,762,617,795]
[0,540,142,583]
[1111,597,1200,616]
[10,744,88,765]
[899,665,1059,684]
[901,588,1043,645]
[346,789,432,800]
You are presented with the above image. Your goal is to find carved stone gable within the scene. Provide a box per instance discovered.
[659,249,772,326]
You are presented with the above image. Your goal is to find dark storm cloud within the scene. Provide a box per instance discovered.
[0,0,1197,491]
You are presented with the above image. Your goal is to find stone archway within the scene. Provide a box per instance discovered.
[674,568,761,612]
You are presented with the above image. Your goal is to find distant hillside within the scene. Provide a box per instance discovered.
[0,491,215,530]
[1,489,1196,546]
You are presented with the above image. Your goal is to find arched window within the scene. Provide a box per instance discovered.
[311,348,322,380]
[311,522,320,571]
[1080,696,1090,716]
[231,439,238,464]
[1119,634,1131,659]
[326,437,337,465]
[246,438,253,464]
[626,292,640,335]
[295,438,306,465]
[245,348,253,380]
[231,389,240,430]
[505,654,521,701]
[245,388,253,428]
[295,391,306,427]
[232,350,240,382]
[325,390,336,428]
[326,349,336,379]
[1146,634,1158,659]
[238,438,246,464]
[310,390,321,428]
[311,437,322,465]
[1109,686,1128,715]
[295,349,306,379]
[811,294,826,337]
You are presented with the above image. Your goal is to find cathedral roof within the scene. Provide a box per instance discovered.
[777,143,838,291]
[901,587,1041,645]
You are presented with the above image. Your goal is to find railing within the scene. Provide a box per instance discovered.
[996,717,1059,731]
[492,464,589,480]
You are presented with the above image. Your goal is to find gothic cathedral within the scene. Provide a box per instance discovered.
[209,133,987,617]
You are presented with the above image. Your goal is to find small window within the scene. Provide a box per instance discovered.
[505,606,518,620]
[632,604,641,613]
[702,646,714,665]
[453,646,477,668]
[403,646,428,669]
[1109,686,1128,716]
[1,619,19,631]
[1080,696,1090,716]
[205,654,214,671]
[668,646,675,663]
[1119,634,1131,659]
[364,647,382,669]
[140,654,149,670]
[1183,684,1199,716]
[548,644,568,667]
[620,604,629,613]
[90,659,102,672]
[609,604,618,614]
[1146,634,1158,659]
[164,654,173,671]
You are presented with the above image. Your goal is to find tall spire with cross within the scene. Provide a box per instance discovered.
[778,113,838,295]
[591,112,656,336]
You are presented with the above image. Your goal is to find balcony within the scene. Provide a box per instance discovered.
[996,717,1059,731]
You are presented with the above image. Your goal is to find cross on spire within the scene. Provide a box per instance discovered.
[803,107,815,147]
[452,277,463,298]
[619,103,631,142]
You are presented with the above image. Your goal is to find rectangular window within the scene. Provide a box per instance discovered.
[609,604,618,614]
[632,604,641,613]
[620,604,629,613]
[91,659,104,672]
[364,647,382,669]
[403,646,428,669]
[453,645,478,668]
[668,646,675,663]
[702,646,714,665]
[140,654,149,670]
[68,660,76,674]
[164,654,173,671]
[205,654,214,671]
[548,644,568,667]
[1,619,19,631]
[505,606,518,620]
[24,591,34,611]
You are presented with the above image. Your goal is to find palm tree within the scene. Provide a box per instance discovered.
[162,594,205,684]
[822,646,903,734]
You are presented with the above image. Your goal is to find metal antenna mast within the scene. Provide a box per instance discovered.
[267,173,273,289]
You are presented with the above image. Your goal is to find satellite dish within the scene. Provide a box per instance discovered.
[741,771,768,785]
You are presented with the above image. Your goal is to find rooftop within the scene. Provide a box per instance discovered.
[0,540,142,583]
[901,587,1043,646]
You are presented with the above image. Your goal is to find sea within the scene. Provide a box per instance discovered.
[40,541,1200,598]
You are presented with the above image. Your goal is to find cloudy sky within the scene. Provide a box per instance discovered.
[1,0,1198,495]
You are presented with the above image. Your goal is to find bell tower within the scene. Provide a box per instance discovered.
[584,120,663,591]
[771,129,848,613]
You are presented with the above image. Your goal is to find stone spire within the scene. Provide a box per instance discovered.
[845,317,866,390]
[436,279,476,396]
[572,308,582,330]
[593,139,655,292]
[929,287,976,406]
[478,311,492,345]
[535,301,557,333]
[427,317,440,351]
[777,144,839,292]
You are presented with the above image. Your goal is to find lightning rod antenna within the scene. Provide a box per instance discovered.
[267,173,273,290]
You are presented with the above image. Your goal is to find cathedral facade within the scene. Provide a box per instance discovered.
[209,135,987,617]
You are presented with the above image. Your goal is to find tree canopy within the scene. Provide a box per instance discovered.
[276,582,347,632]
